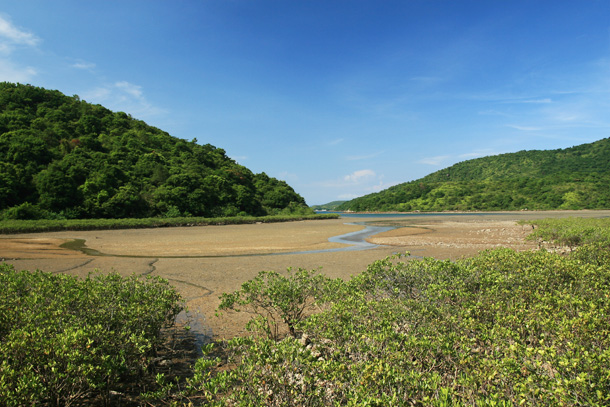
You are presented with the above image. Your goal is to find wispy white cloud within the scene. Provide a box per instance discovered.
[313,169,393,202]
[498,97,553,104]
[547,110,585,123]
[315,169,379,189]
[418,155,450,166]
[82,86,111,100]
[0,15,39,83]
[71,60,96,70]
[346,151,383,161]
[327,138,344,146]
[115,81,143,99]
[344,169,375,183]
[520,98,552,104]
[0,15,40,50]
[82,81,166,118]
[369,177,390,193]
[459,149,497,159]
[506,124,542,131]
[277,171,298,183]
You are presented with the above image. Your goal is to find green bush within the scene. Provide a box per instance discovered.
[0,265,184,406]
[192,246,610,406]
[526,217,610,248]
[218,268,337,339]
[1,202,50,220]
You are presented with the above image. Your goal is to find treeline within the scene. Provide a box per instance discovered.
[0,82,308,220]
[0,213,339,234]
[338,138,610,212]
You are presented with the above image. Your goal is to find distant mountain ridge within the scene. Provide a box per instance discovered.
[337,138,610,212]
[0,82,308,219]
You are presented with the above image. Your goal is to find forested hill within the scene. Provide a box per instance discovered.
[420,138,610,182]
[337,138,610,212]
[0,82,307,219]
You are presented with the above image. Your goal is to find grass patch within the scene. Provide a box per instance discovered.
[0,213,339,234]
[523,217,610,248]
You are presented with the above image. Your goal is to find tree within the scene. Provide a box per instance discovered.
[218,268,334,339]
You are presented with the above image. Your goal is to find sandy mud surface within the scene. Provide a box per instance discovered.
[2,210,608,339]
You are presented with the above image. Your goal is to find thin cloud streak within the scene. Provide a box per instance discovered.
[115,81,144,99]
[71,60,96,70]
[82,82,167,118]
[0,15,40,48]
[507,124,542,131]
[346,151,383,161]
[418,155,450,166]
[344,169,376,183]
[0,15,39,83]
[327,138,344,146]
[313,169,393,203]
[521,98,552,104]
[315,169,378,189]
[459,149,498,159]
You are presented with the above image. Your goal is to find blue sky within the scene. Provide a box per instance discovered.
[1,1,609,205]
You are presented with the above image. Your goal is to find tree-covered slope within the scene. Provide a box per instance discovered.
[0,83,307,219]
[310,200,347,211]
[337,138,610,212]
[421,138,610,182]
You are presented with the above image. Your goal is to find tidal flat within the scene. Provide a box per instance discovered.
[2,210,608,339]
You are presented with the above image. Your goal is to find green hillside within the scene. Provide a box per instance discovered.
[337,138,610,212]
[310,200,347,211]
[0,82,308,220]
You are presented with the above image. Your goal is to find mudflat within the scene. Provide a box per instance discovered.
[2,210,608,339]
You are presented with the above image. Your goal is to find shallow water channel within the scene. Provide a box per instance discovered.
[61,221,398,258]
[326,222,395,250]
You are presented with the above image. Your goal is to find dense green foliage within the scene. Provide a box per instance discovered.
[197,253,610,406]
[526,217,610,248]
[184,218,610,406]
[0,82,308,220]
[0,213,338,234]
[0,266,183,406]
[218,268,338,339]
[422,139,610,182]
[338,138,610,212]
